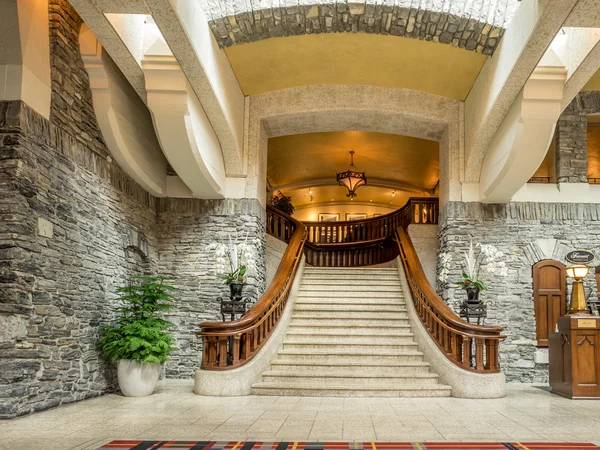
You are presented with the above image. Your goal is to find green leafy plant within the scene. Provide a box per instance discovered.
[272,191,295,216]
[455,273,488,291]
[97,276,176,364]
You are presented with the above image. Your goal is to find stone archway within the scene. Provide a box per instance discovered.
[245,85,462,208]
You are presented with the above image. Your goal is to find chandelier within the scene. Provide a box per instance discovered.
[336,151,367,199]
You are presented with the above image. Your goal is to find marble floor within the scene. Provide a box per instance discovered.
[1,380,600,450]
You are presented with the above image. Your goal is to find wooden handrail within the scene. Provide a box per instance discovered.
[396,227,505,372]
[199,197,504,374]
[198,207,306,369]
[303,197,438,245]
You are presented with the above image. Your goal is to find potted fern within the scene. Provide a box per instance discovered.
[97,276,176,397]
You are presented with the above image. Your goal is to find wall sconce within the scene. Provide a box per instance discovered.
[566,264,590,315]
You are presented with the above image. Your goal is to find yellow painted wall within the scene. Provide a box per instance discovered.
[226,33,487,100]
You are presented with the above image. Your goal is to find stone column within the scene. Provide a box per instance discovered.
[555,109,588,183]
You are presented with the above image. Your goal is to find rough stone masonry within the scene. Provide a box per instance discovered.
[201,0,517,55]
[0,1,265,419]
[438,202,600,383]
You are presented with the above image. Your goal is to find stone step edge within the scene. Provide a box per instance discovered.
[283,340,418,347]
[278,349,424,356]
[286,331,415,337]
[271,360,431,367]
[251,382,452,391]
[288,324,412,329]
[262,371,438,379]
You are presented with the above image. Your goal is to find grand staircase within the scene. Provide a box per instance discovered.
[251,267,452,397]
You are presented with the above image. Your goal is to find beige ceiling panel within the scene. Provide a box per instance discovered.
[226,33,487,100]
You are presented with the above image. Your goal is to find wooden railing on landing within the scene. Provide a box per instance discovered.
[396,227,505,373]
[197,212,306,370]
[292,197,438,268]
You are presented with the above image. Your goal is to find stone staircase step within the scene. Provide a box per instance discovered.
[294,304,406,312]
[298,290,400,298]
[284,333,416,344]
[290,318,410,326]
[288,323,412,331]
[281,342,418,352]
[283,335,417,344]
[301,279,402,286]
[300,285,401,293]
[276,349,424,363]
[261,371,440,385]
[251,382,452,397]
[292,311,408,319]
[296,298,405,305]
[270,360,432,375]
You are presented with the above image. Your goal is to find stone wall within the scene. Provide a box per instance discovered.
[203,0,515,55]
[0,0,268,419]
[555,91,600,183]
[438,202,600,383]
[156,198,266,379]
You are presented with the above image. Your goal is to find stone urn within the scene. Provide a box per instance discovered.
[117,360,161,397]
[229,281,245,300]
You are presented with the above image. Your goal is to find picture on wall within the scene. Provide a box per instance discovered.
[318,213,339,222]
[318,213,339,242]
[346,213,367,221]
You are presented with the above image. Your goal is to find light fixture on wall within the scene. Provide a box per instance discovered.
[337,151,367,199]
[566,265,590,315]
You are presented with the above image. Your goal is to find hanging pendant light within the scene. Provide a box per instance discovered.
[336,151,367,199]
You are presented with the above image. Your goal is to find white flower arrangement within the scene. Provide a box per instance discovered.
[439,238,507,291]
[208,235,257,284]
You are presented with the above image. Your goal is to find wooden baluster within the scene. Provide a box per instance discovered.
[485,339,499,371]
[452,333,461,363]
[462,337,471,369]
[475,339,484,371]
[218,337,228,367]
[232,334,241,365]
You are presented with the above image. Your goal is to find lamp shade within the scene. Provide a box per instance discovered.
[567,265,589,279]
[336,151,367,198]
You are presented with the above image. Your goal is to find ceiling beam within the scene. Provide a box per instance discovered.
[464,0,579,183]
[68,0,147,103]
[271,178,435,195]
[560,27,600,112]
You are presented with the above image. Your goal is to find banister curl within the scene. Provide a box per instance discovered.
[197,208,306,369]
[396,226,505,372]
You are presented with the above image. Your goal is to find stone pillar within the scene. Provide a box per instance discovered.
[555,110,588,183]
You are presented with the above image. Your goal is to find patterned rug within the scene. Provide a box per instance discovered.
[97,441,600,450]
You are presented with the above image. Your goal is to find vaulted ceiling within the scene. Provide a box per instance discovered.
[268,131,439,207]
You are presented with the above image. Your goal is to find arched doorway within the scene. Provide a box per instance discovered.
[533,260,567,347]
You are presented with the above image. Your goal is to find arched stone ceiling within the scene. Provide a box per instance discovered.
[202,0,519,55]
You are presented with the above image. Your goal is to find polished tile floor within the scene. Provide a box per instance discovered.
[1,380,600,450]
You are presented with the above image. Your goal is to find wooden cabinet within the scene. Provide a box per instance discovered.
[549,316,600,399]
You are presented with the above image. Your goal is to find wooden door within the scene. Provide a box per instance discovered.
[533,260,567,347]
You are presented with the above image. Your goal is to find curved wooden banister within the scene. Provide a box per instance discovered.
[198,207,306,369]
[199,196,504,374]
[396,226,505,372]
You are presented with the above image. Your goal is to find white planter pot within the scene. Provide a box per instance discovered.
[117,360,162,397]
